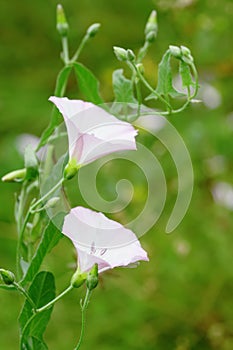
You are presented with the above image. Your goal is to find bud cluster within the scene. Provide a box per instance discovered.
[169,45,194,65]
[70,264,99,291]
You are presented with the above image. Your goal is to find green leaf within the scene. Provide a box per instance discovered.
[30,337,48,350]
[21,214,64,287]
[146,50,184,101]
[37,65,72,149]
[179,60,195,89]
[74,62,103,105]
[19,271,55,349]
[112,69,137,104]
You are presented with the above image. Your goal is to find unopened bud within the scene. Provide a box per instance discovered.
[169,45,182,58]
[127,49,136,62]
[86,263,98,291]
[113,46,128,61]
[145,10,158,37]
[44,197,60,209]
[180,46,194,64]
[56,4,69,37]
[71,269,87,288]
[1,168,26,183]
[146,31,157,43]
[180,46,191,57]
[86,23,101,38]
[64,159,79,180]
[0,269,15,285]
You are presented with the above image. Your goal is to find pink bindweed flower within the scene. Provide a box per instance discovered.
[62,206,149,273]
[49,97,138,166]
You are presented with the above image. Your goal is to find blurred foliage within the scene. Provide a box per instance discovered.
[0,0,233,349]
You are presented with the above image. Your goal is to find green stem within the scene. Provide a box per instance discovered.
[36,285,73,313]
[16,182,27,233]
[13,282,36,310]
[30,177,64,212]
[74,289,92,350]
[135,80,142,119]
[20,284,73,349]
[62,36,70,65]
[16,178,64,277]
[16,209,31,279]
[128,61,171,109]
[71,34,89,63]
[137,40,149,63]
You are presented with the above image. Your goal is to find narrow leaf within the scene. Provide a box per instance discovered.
[37,65,72,149]
[30,337,48,350]
[19,271,55,349]
[146,50,184,101]
[74,62,103,105]
[21,214,64,287]
[24,145,38,181]
[179,60,195,89]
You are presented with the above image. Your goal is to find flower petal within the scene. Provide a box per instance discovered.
[62,206,149,273]
[49,97,137,164]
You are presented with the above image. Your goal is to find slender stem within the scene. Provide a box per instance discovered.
[135,80,142,119]
[137,40,149,63]
[71,34,89,63]
[36,285,73,313]
[74,289,92,350]
[30,178,64,212]
[16,181,28,233]
[62,36,70,65]
[13,282,36,310]
[16,209,31,279]
[16,178,64,277]
[128,61,171,109]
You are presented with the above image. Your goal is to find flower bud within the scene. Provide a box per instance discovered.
[1,168,26,183]
[56,4,69,37]
[0,269,15,285]
[169,45,182,58]
[44,197,60,209]
[180,45,191,57]
[64,159,79,180]
[86,23,101,38]
[145,31,156,43]
[86,263,98,291]
[71,269,87,288]
[145,10,158,37]
[127,49,136,62]
[113,46,128,61]
[180,46,194,64]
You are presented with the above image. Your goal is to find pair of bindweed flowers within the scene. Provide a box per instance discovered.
[3,96,149,290]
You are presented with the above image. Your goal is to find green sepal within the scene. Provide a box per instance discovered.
[71,269,87,288]
[64,159,79,180]
[0,269,15,285]
[86,263,98,291]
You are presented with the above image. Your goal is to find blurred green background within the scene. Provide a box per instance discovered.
[0,0,233,349]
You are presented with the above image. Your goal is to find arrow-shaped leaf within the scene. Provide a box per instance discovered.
[146,50,184,101]
[74,62,103,105]
[19,271,55,349]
